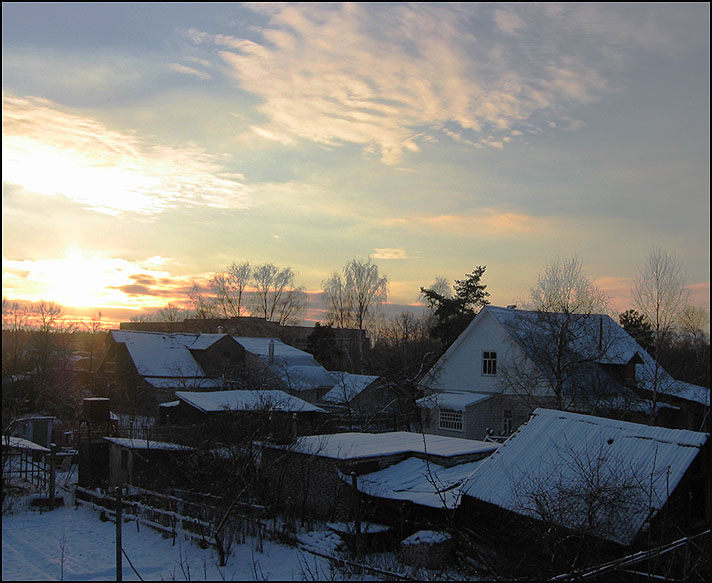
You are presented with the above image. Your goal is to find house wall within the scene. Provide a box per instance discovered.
[260,447,354,518]
[189,336,246,377]
[423,310,516,394]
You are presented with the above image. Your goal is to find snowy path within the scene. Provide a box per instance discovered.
[2,503,345,581]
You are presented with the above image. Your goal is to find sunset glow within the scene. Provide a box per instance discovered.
[2,3,709,325]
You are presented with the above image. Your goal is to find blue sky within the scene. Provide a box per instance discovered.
[2,3,709,323]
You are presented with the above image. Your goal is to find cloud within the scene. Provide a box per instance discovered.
[168,62,213,80]
[1,252,200,309]
[391,209,550,237]
[371,248,412,260]
[2,93,250,216]
[187,3,685,164]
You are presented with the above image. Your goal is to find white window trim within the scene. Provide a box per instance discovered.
[482,351,497,376]
[439,408,463,432]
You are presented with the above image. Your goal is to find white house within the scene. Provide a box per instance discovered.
[418,305,709,440]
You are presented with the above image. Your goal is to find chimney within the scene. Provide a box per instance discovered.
[506,304,517,310]
[268,339,275,364]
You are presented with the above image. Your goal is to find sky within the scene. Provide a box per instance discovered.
[2,3,710,326]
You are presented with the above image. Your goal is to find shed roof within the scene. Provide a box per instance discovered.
[417,391,493,411]
[1,436,51,453]
[175,389,325,413]
[353,455,487,509]
[463,408,708,545]
[282,431,498,461]
[103,437,193,451]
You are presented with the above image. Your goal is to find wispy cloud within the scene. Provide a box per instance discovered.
[168,62,213,80]
[2,93,249,216]
[371,248,412,260]
[185,3,683,164]
[387,209,550,237]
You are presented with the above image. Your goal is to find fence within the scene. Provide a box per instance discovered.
[75,485,268,548]
[2,449,50,491]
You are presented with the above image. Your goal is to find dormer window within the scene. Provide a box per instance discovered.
[482,351,497,376]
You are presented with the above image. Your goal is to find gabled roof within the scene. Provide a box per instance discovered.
[463,408,708,546]
[110,330,225,378]
[321,372,380,403]
[175,389,325,413]
[233,337,335,391]
[422,306,704,405]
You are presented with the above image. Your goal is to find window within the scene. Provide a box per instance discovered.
[502,409,512,435]
[482,351,497,375]
[439,408,463,431]
[104,361,117,373]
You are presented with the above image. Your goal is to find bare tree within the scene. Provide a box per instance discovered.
[499,260,619,414]
[632,248,690,423]
[529,257,609,314]
[187,282,218,319]
[322,271,353,328]
[345,258,388,331]
[250,263,306,324]
[210,261,252,318]
[322,258,388,331]
[677,304,708,345]
[2,299,30,372]
[154,302,190,323]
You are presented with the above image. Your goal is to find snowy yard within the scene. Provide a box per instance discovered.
[2,497,362,581]
[2,492,464,581]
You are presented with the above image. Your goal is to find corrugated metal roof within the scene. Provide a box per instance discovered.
[463,408,708,545]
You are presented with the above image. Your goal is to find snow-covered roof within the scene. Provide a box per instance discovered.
[233,337,335,391]
[402,530,452,545]
[283,431,498,461]
[321,372,380,403]
[353,456,486,509]
[416,391,493,411]
[104,437,193,451]
[175,389,326,413]
[667,380,710,406]
[463,408,708,546]
[144,377,228,389]
[1,436,51,453]
[110,330,211,378]
[486,306,707,405]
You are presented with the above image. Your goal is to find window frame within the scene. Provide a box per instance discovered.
[502,409,512,435]
[439,408,464,432]
[482,350,497,376]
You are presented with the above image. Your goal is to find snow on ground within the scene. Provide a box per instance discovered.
[1,497,365,581]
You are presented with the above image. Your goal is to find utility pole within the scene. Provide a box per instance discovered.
[48,443,57,510]
[116,486,123,582]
